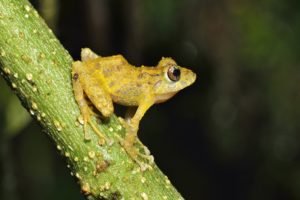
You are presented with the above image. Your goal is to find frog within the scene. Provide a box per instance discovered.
[72,48,196,168]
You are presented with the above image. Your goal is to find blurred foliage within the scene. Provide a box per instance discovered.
[1,0,300,199]
[1,81,31,138]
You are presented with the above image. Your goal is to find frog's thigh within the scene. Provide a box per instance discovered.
[78,73,113,118]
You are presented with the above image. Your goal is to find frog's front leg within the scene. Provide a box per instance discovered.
[122,98,155,166]
[72,61,113,144]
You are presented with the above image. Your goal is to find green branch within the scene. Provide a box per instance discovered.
[0,0,183,199]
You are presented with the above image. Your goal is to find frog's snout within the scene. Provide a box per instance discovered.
[187,69,196,86]
[191,71,197,83]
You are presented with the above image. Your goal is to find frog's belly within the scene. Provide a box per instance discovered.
[111,92,142,106]
[108,83,145,106]
[111,91,178,106]
[111,94,140,106]
[154,92,177,103]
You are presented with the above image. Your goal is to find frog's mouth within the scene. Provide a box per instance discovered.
[155,92,178,104]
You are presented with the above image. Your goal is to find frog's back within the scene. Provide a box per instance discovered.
[84,55,134,80]
[84,55,140,101]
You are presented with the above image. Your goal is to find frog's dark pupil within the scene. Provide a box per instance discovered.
[173,68,180,78]
[168,66,181,81]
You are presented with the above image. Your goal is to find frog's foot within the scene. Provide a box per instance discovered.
[80,114,107,145]
[88,120,107,145]
[120,134,154,171]
[116,119,154,170]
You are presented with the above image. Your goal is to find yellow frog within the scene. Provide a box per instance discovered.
[72,48,196,167]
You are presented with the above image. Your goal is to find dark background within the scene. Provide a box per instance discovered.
[1,0,300,199]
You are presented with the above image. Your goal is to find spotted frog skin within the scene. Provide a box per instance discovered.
[72,48,196,167]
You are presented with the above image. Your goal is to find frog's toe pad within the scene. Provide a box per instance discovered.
[125,144,154,171]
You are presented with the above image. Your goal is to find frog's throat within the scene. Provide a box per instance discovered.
[154,92,178,104]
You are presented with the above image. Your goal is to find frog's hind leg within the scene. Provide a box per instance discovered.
[73,61,114,144]
[72,62,93,140]
[72,61,112,144]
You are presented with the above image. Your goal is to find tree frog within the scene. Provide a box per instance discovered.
[72,48,196,167]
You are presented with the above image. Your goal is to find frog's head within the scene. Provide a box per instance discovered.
[153,57,196,103]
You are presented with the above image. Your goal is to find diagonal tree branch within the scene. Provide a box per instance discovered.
[0,0,183,199]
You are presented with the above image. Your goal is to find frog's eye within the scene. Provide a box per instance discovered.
[167,66,181,82]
